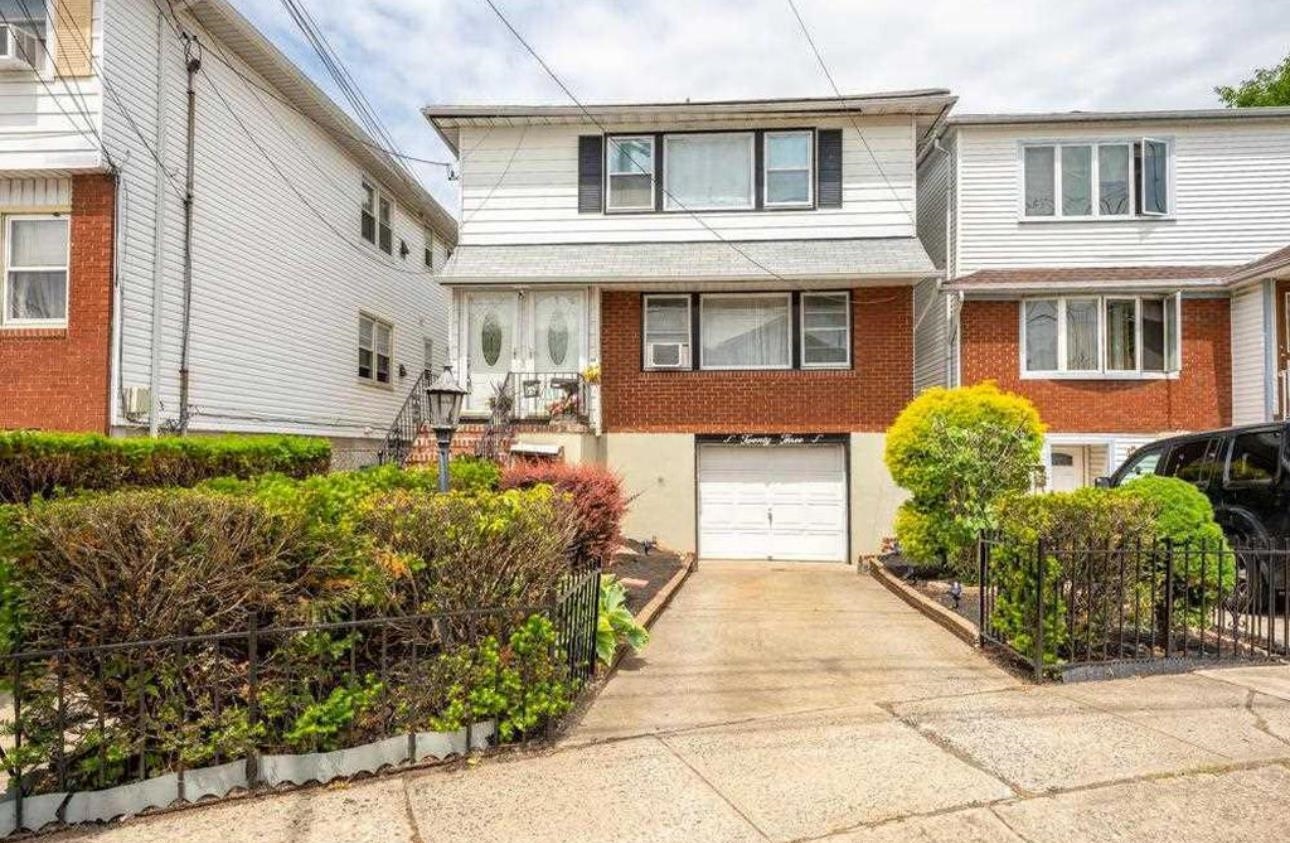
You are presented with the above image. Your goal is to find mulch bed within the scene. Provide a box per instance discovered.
[607,539,685,615]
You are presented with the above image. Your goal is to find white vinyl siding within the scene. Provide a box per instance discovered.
[103,0,453,438]
[912,277,948,392]
[1231,285,1270,425]
[916,141,951,270]
[953,120,1290,272]
[0,0,103,171]
[457,116,916,245]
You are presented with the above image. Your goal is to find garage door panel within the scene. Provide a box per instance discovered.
[698,444,847,562]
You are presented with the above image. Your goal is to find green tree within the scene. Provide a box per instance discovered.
[884,382,1045,578]
[1216,54,1290,107]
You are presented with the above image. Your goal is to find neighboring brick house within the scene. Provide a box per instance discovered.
[916,107,1290,490]
[426,92,954,560]
[0,0,456,455]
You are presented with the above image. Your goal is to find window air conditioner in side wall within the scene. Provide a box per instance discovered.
[647,342,688,369]
[0,24,39,71]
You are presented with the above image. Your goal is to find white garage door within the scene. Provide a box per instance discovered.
[697,445,848,562]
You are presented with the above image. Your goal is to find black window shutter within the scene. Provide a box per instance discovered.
[578,135,604,213]
[817,129,843,208]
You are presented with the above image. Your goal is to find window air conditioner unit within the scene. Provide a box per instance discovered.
[648,342,687,369]
[0,24,39,71]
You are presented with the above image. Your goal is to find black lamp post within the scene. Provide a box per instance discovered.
[426,365,467,492]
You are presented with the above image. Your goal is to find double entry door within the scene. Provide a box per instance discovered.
[462,289,587,415]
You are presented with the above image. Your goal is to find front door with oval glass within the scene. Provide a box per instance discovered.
[465,292,517,414]
[462,290,586,416]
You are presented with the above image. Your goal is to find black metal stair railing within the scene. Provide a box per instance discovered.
[378,370,430,467]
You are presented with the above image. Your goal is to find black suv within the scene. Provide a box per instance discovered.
[1103,422,1289,542]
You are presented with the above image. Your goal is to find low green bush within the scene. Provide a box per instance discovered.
[0,431,331,504]
[359,486,575,614]
[990,477,1235,666]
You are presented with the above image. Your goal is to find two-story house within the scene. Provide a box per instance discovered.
[0,0,456,465]
[917,107,1290,490]
[425,91,955,561]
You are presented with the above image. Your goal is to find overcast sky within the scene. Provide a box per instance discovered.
[228,0,1289,212]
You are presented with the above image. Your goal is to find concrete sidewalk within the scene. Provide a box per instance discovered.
[52,562,1290,843]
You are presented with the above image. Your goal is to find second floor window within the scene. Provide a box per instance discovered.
[607,136,655,211]
[664,133,755,211]
[1023,140,1169,219]
[1022,295,1179,377]
[378,197,393,255]
[360,182,376,244]
[765,131,812,206]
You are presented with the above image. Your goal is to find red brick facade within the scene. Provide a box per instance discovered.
[0,174,115,432]
[600,287,912,433]
[959,298,1232,433]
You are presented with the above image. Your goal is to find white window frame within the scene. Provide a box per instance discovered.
[663,132,756,212]
[800,290,851,369]
[1140,137,1170,216]
[605,135,656,212]
[2,213,70,328]
[1020,139,1171,220]
[698,292,792,371]
[358,313,394,386]
[1019,294,1181,379]
[642,294,692,370]
[377,195,393,255]
[763,130,814,208]
[360,180,377,245]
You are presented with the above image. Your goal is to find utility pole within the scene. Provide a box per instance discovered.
[178,34,201,434]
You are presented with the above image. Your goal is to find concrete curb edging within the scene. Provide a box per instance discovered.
[869,559,980,648]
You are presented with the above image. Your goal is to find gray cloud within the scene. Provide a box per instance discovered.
[228,0,1290,213]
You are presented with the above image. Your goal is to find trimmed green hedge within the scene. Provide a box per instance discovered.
[0,431,331,504]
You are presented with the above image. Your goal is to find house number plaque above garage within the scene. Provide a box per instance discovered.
[719,433,831,447]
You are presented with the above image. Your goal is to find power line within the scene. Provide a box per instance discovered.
[479,0,794,285]
[0,1,108,167]
[39,0,188,201]
[784,0,916,228]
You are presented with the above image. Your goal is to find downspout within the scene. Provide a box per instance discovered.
[148,10,168,437]
[177,35,201,434]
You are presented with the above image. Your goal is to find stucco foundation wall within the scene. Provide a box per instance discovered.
[850,433,907,558]
[601,431,905,561]
[602,432,696,554]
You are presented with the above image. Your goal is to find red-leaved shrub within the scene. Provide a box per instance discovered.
[500,461,627,568]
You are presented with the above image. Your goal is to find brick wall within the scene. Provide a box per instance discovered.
[0,174,115,432]
[600,287,912,433]
[960,297,1232,433]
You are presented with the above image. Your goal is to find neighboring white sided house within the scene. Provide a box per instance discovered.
[0,0,457,462]
[916,106,1290,491]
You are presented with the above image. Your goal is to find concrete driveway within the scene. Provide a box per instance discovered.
[53,562,1290,843]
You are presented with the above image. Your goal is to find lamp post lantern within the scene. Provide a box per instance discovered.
[425,365,467,492]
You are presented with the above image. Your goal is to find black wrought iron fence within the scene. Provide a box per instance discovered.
[978,534,1290,681]
[0,566,600,835]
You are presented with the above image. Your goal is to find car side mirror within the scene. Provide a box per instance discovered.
[1093,476,1112,489]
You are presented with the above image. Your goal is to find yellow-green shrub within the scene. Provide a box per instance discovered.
[884,382,1045,575]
